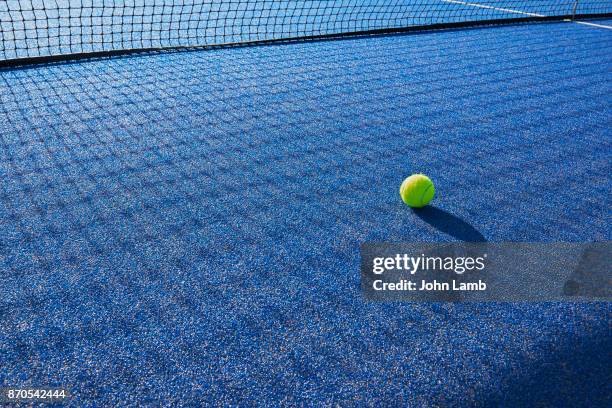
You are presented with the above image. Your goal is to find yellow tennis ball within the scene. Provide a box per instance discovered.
[399,174,435,208]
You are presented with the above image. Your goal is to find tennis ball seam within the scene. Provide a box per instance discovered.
[419,183,433,206]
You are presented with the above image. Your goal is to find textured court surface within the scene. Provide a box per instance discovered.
[0,20,611,405]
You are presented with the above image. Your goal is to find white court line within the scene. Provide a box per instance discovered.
[442,0,612,29]
[441,0,545,17]
[570,20,612,30]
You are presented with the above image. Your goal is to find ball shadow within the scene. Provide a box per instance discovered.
[413,206,486,242]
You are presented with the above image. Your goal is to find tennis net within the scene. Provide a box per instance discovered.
[1,1,611,63]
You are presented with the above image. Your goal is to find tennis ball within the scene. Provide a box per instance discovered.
[400,174,435,208]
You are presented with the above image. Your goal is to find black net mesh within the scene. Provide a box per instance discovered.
[1,1,611,62]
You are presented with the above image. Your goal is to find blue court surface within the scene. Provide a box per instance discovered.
[1,3,611,407]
